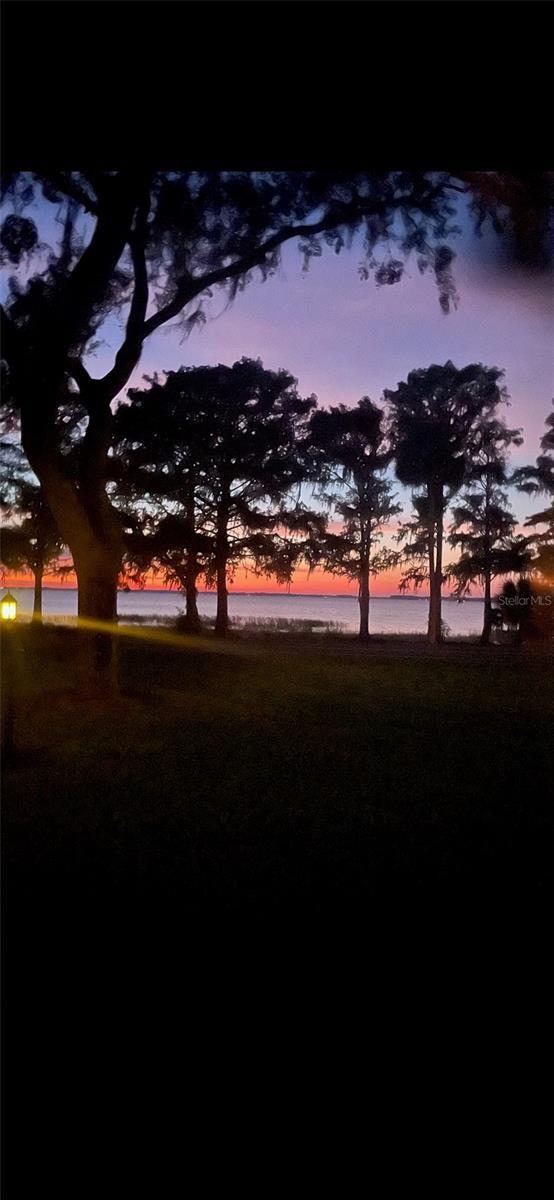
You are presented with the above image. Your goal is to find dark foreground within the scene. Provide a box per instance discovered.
[2,625,553,1188]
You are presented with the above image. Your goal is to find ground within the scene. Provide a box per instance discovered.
[4,626,552,906]
[2,624,553,1186]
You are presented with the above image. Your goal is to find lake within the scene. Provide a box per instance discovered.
[10,588,486,637]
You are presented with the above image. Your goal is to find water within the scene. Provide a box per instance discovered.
[9,588,486,637]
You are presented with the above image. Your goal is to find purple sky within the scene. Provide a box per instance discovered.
[95,205,553,524]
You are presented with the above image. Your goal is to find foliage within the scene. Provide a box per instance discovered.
[112,359,320,624]
[513,401,554,583]
[386,361,507,496]
[0,441,64,586]
[447,415,527,595]
[386,362,508,639]
[307,398,400,628]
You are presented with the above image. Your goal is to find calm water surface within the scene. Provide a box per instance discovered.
[11,588,485,636]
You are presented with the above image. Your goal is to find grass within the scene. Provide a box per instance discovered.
[4,623,552,916]
[3,623,552,1184]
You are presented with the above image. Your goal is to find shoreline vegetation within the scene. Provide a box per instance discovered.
[11,612,478,637]
[7,615,552,657]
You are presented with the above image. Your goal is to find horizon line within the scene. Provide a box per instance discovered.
[5,585,486,601]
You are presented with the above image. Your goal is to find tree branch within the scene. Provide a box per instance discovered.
[19,401,98,555]
[141,204,370,340]
[42,172,100,216]
[51,173,145,360]
[85,193,151,403]
[66,358,92,393]
[58,198,79,277]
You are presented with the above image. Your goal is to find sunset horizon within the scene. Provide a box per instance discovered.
[2,566,481,598]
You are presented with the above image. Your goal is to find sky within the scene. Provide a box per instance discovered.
[3,191,553,595]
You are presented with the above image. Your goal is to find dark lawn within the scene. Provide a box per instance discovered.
[2,624,553,1187]
[4,625,552,909]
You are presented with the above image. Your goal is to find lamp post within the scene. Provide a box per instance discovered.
[1,590,18,761]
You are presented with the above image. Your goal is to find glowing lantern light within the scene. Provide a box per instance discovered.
[1,591,17,622]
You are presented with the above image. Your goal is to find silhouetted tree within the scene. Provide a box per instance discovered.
[386,362,507,643]
[308,399,400,640]
[514,402,554,583]
[447,416,528,643]
[121,511,213,636]
[0,443,64,619]
[112,371,217,632]
[113,359,316,637]
[1,170,544,679]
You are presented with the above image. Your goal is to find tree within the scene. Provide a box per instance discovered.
[121,511,213,636]
[308,399,400,640]
[1,170,543,678]
[112,372,217,633]
[385,362,507,643]
[447,416,528,644]
[0,443,64,619]
[514,402,554,583]
[113,358,316,637]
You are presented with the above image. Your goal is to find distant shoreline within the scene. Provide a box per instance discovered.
[8,586,484,601]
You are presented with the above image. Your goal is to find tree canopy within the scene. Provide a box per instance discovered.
[447,415,527,642]
[112,358,317,636]
[514,401,554,583]
[386,361,507,642]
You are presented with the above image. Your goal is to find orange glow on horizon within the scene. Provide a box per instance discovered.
[2,564,405,596]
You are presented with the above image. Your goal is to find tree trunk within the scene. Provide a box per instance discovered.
[481,482,492,646]
[428,486,443,645]
[214,501,229,638]
[435,494,444,642]
[75,551,120,693]
[215,558,229,637]
[358,561,370,642]
[182,485,202,634]
[32,563,43,622]
[183,552,202,634]
[21,397,122,691]
[428,580,441,644]
[481,571,493,645]
[426,490,437,642]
